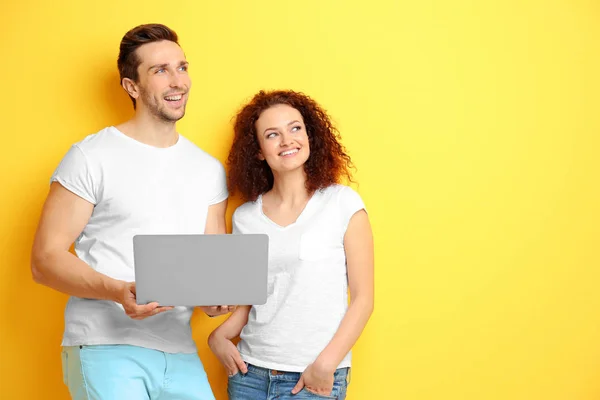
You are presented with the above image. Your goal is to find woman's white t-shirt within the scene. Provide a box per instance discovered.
[233,184,365,372]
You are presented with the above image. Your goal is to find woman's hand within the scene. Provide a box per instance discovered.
[208,332,247,376]
[291,362,335,396]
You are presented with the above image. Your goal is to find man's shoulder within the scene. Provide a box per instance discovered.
[73,126,117,154]
[177,135,224,169]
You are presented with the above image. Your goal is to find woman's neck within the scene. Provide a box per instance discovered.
[267,168,311,206]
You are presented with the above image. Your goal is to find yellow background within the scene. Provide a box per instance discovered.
[1,0,599,399]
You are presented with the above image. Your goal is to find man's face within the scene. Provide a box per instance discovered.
[133,40,191,122]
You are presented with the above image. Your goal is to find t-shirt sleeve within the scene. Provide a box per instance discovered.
[232,210,242,234]
[50,145,97,205]
[208,160,228,205]
[339,186,366,231]
[232,204,254,234]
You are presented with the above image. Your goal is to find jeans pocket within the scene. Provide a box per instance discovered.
[301,387,337,399]
[228,371,241,379]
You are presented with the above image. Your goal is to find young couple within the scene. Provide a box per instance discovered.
[31,23,373,400]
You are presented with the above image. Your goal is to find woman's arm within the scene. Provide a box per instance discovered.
[293,209,374,395]
[316,209,374,367]
[208,305,252,375]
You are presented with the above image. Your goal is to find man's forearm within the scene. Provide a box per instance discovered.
[32,249,122,301]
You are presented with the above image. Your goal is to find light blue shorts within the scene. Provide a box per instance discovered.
[61,344,215,400]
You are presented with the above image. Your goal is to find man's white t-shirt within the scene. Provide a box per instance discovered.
[51,126,228,353]
[233,184,365,372]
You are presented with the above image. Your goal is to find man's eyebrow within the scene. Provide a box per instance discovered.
[148,63,168,71]
[147,61,189,71]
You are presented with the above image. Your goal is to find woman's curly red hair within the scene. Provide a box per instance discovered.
[227,90,354,202]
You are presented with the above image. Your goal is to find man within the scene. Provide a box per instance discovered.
[31,24,229,399]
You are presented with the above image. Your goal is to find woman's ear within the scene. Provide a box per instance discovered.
[257,151,265,161]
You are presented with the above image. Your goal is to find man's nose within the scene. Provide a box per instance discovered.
[169,72,184,88]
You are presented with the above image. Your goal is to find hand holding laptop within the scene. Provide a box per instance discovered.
[200,305,237,317]
[115,281,234,319]
[115,281,174,320]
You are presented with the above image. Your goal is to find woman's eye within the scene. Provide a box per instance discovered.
[291,126,302,132]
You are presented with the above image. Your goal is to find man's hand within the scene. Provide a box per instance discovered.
[200,305,236,317]
[291,362,335,396]
[116,281,173,320]
[208,332,247,376]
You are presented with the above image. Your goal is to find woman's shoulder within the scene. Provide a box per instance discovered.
[233,198,261,221]
[319,184,365,220]
[320,183,361,200]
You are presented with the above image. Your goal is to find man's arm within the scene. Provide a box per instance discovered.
[31,182,119,298]
[31,182,170,319]
[204,198,228,234]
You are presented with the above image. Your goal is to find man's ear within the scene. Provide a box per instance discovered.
[122,78,140,101]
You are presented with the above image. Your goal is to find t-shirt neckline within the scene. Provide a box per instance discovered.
[109,126,182,152]
[257,189,322,230]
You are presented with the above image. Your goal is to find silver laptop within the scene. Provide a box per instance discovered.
[133,234,268,307]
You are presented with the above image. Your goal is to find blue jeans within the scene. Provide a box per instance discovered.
[61,345,215,400]
[228,363,349,400]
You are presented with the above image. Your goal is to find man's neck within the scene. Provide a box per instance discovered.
[115,111,179,148]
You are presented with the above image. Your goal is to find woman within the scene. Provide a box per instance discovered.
[209,90,374,399]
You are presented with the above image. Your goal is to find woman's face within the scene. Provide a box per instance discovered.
[255,104,310,174]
